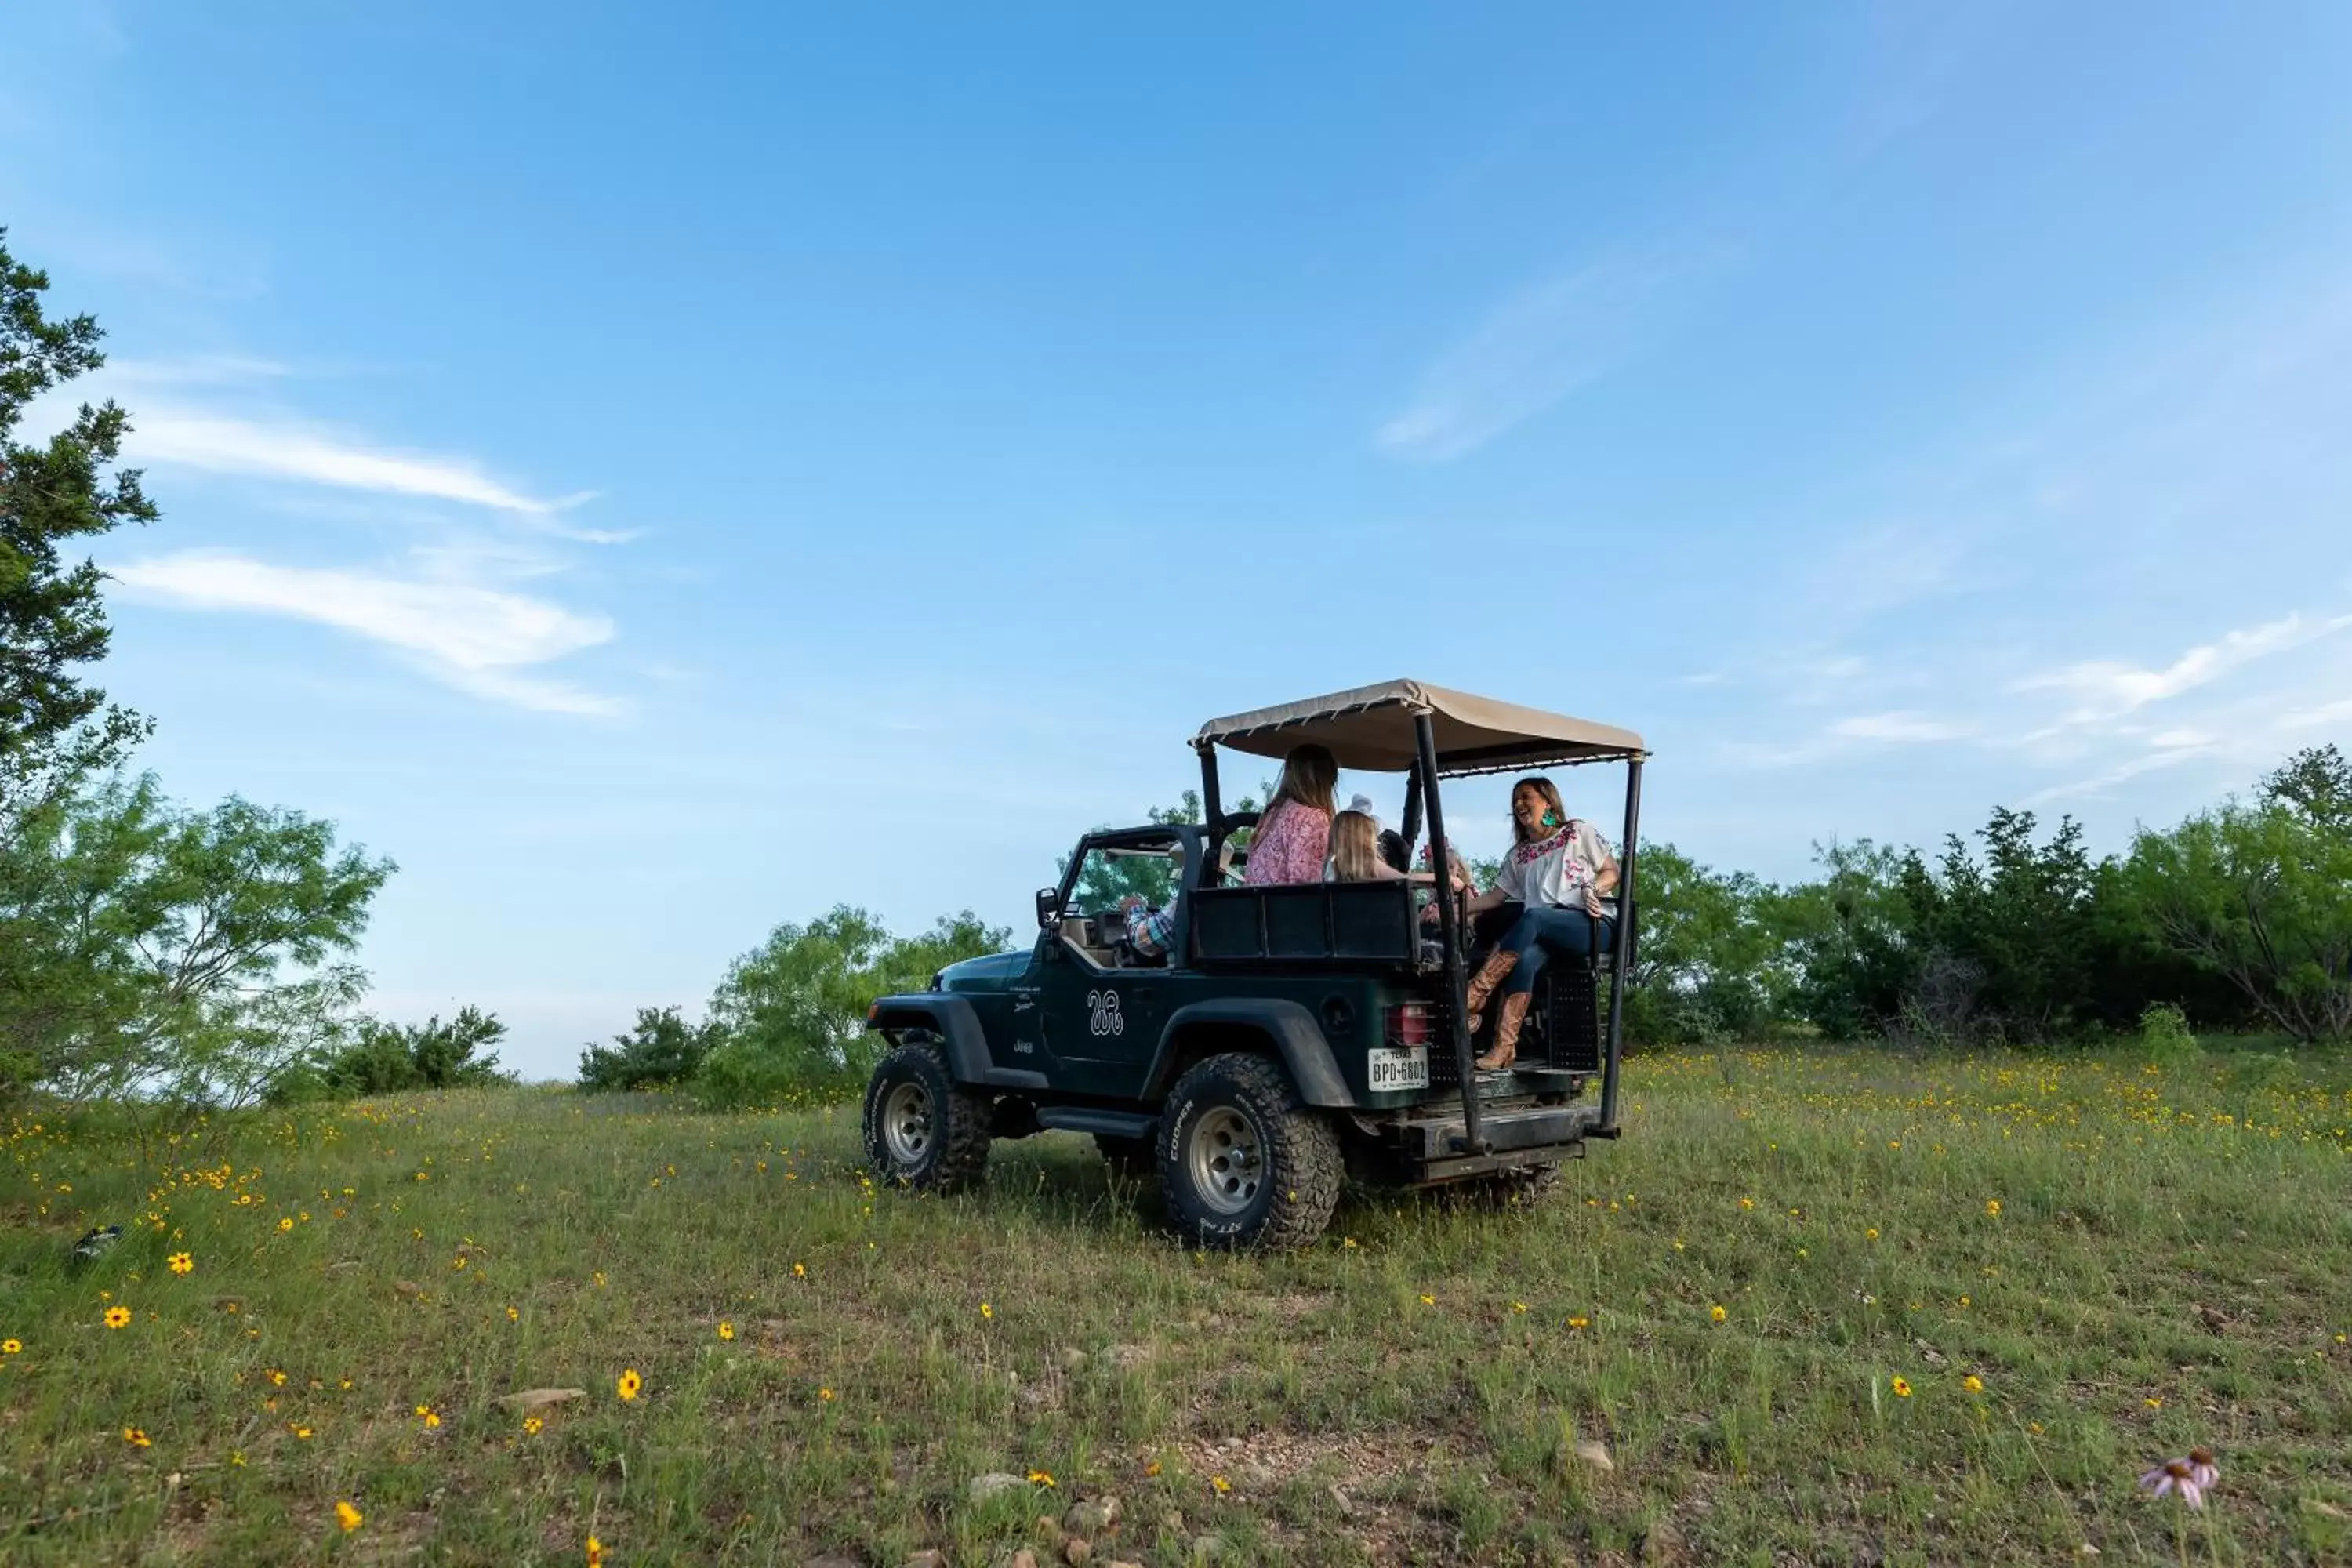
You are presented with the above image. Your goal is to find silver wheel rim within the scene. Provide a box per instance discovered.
[881,1080,934,1166]
[1187,1105,1265,1215]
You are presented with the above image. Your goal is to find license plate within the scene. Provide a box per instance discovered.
[1367,1047,1430,1091]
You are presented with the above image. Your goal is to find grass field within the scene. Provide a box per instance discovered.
[4,1041,2350,1566]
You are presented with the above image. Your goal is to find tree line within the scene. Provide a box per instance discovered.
[1624,745,2351,1049]
[575,747,2352,1106]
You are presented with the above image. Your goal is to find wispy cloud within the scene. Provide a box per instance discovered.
[2020,740,2217,805]
[1377,245,1732,461]
[128,410,601,521]
[2015,613,2347,727]
[111,550,622,716]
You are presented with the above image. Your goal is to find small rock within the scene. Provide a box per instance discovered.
[1062,1540,1091,1566]
[1189,1536,1226,1563]
[1574,1438,1614,1473]
[1158,1510,1185,1533]
[1640,1518,1686,1565]
[1065,1497,1122,1535]
[1006,1554,1040,1568]
[2077,1547,2100,1559]
[1327,1483,1354,1517]
[1105,1344,1149,1368]
[394,1280,423,1298]
[903,1554,949,1568]
[1032,1515,1065,1548]
[969,1472,1027,1503]
[1059,1348,1088,1372]
[497,1388,586,1411]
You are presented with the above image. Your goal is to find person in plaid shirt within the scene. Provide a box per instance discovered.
[1120,842,1189,960]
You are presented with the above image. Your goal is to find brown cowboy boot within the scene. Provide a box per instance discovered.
[1475,991,1532,1073]
[1462,949,1519,1035]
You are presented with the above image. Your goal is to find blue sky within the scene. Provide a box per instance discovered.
[8,2,2350,1077]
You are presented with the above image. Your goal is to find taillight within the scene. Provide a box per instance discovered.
[1385,1002,1432,1047]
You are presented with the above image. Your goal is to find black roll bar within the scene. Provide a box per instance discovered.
[1197,741,1224,829]
[1414,711,1486,1156]
[1598,757,1642,1135]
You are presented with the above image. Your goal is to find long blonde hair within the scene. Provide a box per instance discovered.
[1263,744,1338,828]
[1328,810,1382,881]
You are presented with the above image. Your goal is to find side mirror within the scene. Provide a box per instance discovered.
[1035,887,1061,929]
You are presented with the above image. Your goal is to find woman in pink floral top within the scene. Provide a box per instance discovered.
[1241,745,1338,886]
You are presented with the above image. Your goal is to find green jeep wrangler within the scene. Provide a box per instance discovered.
[861,680,1647,1250]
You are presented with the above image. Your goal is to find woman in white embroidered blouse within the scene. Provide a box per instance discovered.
[1454,776,1619,1071]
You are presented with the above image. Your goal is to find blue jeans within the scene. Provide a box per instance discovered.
[1497,906,1615,998]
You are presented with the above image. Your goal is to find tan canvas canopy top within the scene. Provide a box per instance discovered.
[1193,679,1646,775]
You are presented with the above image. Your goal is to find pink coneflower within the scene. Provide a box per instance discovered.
[2138,1446,2220,1508]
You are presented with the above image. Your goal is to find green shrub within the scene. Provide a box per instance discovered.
[2139,1003,2201,1069]
[275,1007,513,1102]
[578,1007,719,1093]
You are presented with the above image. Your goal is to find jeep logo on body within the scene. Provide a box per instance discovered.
[1087,989,1124,1036]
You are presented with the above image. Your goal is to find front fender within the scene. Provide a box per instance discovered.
[867,995,1047,1090]
[1147,999,1355,1109]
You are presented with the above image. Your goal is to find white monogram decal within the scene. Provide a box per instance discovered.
[1087,989,1125,1036]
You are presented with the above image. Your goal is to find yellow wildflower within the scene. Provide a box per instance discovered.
[1963,1375,1984,1393]
[523,1415,543,1435]
[336,1501,363,1532]
[167,1253,193,1276]
[122,1426,151,1447]
[979,1301,993,1319]
[717,1322,735,1341]
[103,1306,131,1330]
[1029,1468,1055,1487]
[1891,1377,1913,1398]
[617,1368,642,1401]
[1709,1305,1726,1323]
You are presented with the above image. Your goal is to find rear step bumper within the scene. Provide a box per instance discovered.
[1376,1100,1605,1183]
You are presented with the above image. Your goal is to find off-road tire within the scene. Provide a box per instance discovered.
[1094,1132,1159,1183]
[862,1043,991,1194]
[1159,1053,1342,1250]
